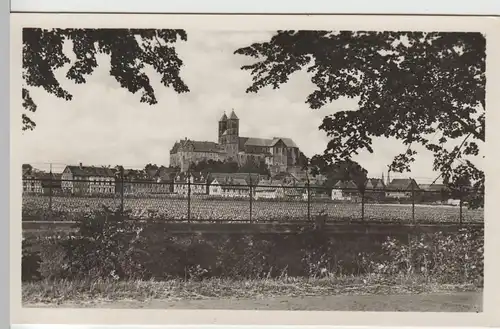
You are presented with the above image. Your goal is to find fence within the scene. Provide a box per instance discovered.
[21,177,484,224]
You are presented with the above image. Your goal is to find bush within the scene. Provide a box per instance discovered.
[25,219,484,286]
[60,207,147,280]
[22,238,42,282]
[366,228,483,285]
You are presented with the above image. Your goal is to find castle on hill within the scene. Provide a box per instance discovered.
[169,110,306,175]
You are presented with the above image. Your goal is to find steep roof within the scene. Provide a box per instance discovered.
[212,176,249,189]
[173,139,223,153]
[386,178,419,191]
[229,110,239,120]
[170,142,180,154]
[65,165,116,177]
[220,112,228,121]
[367,178,385,190]
[175,171,206,183]
[244,137,274,147]
[271,137,298,148]
[333,180,358,190]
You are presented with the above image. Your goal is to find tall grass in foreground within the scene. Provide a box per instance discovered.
[22,207,484,304]
[23,274,480,304]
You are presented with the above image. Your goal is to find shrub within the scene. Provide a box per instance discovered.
[22,237,42,282]
[26,219,484,286]
[367,228,483,285]
[60,206,147,280]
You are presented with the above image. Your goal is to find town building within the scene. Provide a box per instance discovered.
[419,183,450,203]
[385,178,420,200]
[254,179,286,200]
[173,172,208,195]
[331,180,359,201]
[209,177,250,198]
[364,178,386,200]
[61,164,116,195]
[169,110,305,174]
[22,171,44,194]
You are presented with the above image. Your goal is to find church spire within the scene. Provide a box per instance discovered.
[229,109,239,120]
[220,111,228,121]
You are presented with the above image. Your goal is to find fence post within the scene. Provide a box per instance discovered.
[187,174,191,223]
[459,189,463,225]
[120,168,124,216]
[411,179,415,224]
[48,170,53,221]
[361,189,365,221]
[249,174,253,223]
[306,177,311,222]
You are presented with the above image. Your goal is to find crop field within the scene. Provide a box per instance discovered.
[22,195,484,223]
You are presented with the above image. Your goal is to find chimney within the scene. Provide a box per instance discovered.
[79,162,83,169]
[387,169,391,185]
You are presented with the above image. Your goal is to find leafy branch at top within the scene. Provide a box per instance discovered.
[235,31,485,207]
[22,28,190,131]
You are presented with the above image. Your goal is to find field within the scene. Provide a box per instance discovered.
[22,194,484,223]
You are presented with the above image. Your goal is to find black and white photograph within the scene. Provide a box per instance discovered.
[11,13,498,325]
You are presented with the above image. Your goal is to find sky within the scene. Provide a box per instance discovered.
[19,30,483,184]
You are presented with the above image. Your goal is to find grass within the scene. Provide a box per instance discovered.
[23,274,480,306]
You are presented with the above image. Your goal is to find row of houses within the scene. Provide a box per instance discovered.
[23,163,454,203]
[331,177,452,202]
[22,163,327,200]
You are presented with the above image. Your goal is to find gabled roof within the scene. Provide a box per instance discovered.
[333,180,358,190]
[122,169,154,182]
[23,171,58,180]
[271,137,298,148]
[170,142,180,154]
[386,178,419,191]
[173,139,224,153]
[212,176,249,190]
[255,179,285,192]
[175,171,206,183]
[65,165,116,177]
[367,178,385,190]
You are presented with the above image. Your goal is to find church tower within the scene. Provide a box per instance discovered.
[225,109,240,159]
[218,112,228,144]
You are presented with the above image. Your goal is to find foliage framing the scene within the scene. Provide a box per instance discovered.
[22,28,190,131]
[235,31,485,207]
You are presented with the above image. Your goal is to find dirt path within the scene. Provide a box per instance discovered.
[27,291,482,312]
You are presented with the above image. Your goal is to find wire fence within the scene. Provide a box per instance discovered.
[21,176,484,224]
